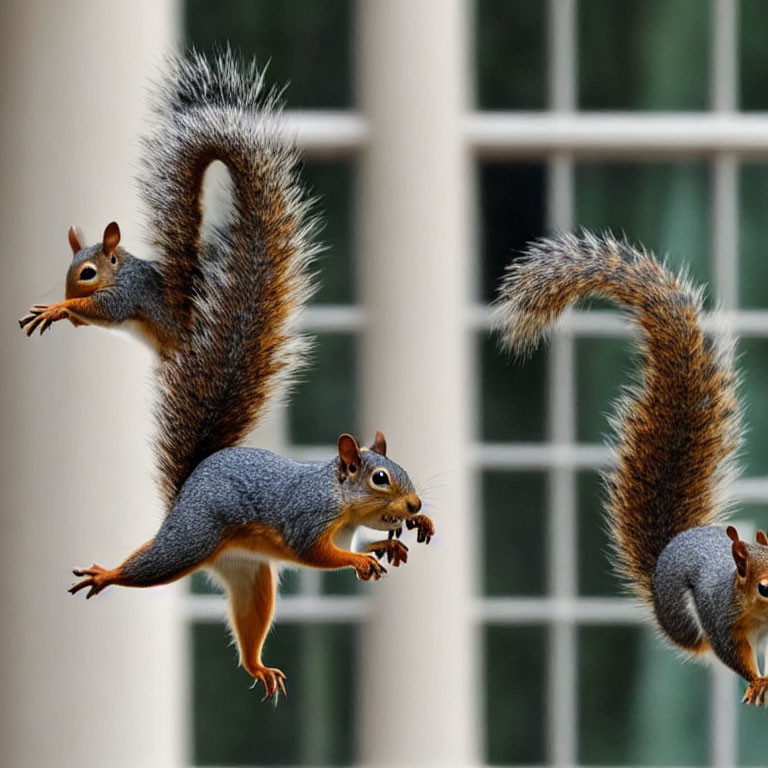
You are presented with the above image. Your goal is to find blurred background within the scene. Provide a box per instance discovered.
[2,0,768,766]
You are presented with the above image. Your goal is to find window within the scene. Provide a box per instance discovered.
[182,1,768,765]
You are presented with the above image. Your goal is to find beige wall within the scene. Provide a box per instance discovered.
[0,2,183,766]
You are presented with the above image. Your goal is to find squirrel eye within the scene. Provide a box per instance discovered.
[79,266,97,281]
[371,470,390,487]
[758,581,768,598]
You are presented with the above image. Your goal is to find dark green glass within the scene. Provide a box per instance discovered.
[575,336,633,445]
[303,162,356,305]
[740,0,768,111]
[288,332,358,445]
[579,0,709,110]
[739,164,768,308]
[479,330,547,442]
[575,162,712,302]
[192,621,357,765]
[737,339,768,477]
[577,470,621,597]
[475,0,546,110]
[482,471,546,595]
[578,625,709,765]
[739,681,768,765]
[184,0,353,108]
[479,162,547,303]
[190,571,222,595]
[485,625,547,764]
[322,568,362,595]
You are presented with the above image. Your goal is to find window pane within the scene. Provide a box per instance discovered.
[322,569,362,595]
[482,471,546,596]
[193,621,357,765]
[575,162,711,300]
[740,0,768,111]
[579,0,709,110]
[576,336,632,445]
[578,625,709,765]
[485,625,546,764]
[738,339,768,477]
[479,162,547,303]
[288,332,358,444]
[303,161,356,305]
[479,330,547,442]
[739,688,768,765]
[739,164,768,308]
[190,571,222,595]
[184,0,353,108]
[577,470,621,597]
[475,0,546,110]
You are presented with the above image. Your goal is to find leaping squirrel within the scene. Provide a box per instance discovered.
[19,51,434,699]
[494,232,768,707]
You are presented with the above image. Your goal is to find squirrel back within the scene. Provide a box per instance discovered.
[141,51,319,508]
[493,232,742,603]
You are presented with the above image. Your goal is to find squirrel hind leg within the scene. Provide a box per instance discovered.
[212,558,286,700]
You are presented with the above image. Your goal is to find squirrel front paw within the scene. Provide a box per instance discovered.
[405,514,435,544]
[19,303,69,336]
[354,555,387,581]
[369,539,409,567]
[743,677,768,707]
[68,563,114,599]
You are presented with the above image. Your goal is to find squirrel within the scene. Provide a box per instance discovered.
[494,232,768,707]
[20,51,434,699]
[19,220,177,349]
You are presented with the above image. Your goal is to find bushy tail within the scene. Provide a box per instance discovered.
[140,50,319,508]
[493,232,742,602]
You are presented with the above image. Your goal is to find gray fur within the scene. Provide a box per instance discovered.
[94,252,173,329]
[654,527,741,662]
[121,445,416,585]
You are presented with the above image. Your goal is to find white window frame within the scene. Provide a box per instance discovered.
[182,1,768,766]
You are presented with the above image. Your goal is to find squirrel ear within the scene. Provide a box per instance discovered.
[68,226,82,254]
[103,221,121,254]
[337,434,361,474]
[727,526,749,577]
[370,430,387,456]
[732,541,749,578]
[756,530,768,546]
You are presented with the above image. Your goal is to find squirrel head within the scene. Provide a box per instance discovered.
[65,221,124,300]
[727,526,768,614]
[336,431,422,531]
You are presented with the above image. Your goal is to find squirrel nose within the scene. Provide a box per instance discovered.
[406,495,422,514]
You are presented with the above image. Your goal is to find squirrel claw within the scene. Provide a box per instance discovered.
[742,677,768,707]
[355,556,386,581]
[19,303,68,336]
[370,539,409,567]
[405,514,435,545]
[248,665,287,701]
[69,563,111,599]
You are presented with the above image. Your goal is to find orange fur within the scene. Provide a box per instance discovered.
[304,526,385,580]
[224,522,307,564]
